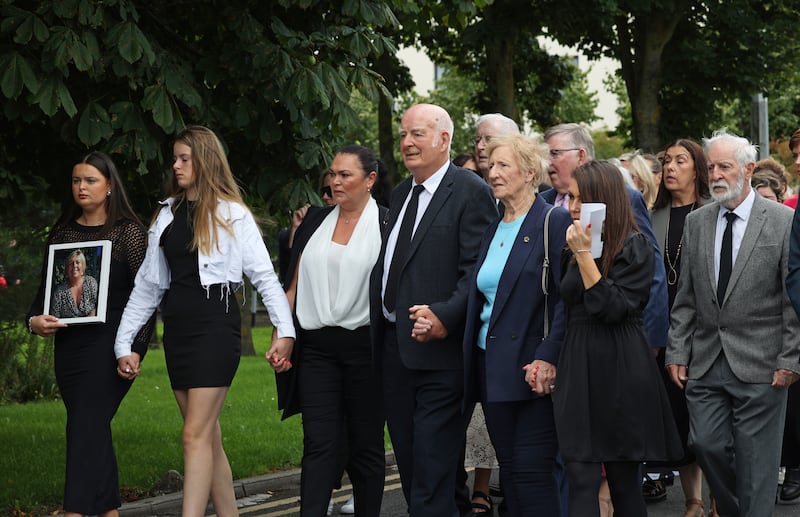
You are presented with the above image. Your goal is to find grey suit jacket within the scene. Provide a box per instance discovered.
[666,193,800,383]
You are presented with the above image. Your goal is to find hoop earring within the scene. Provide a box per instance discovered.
[106,191,111,197]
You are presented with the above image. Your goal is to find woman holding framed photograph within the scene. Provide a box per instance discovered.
[26,151,154,517]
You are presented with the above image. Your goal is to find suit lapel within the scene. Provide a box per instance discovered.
[384,180,411,239]
[489,199,546,329]
[703,203,720,296]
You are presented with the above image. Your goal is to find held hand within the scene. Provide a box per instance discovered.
[29,314,67,337]
[409,305,448,342]
[667,364,688,390]
[266,336,295,373]
[522,360,557,395]
[116,352,141,380]
[772,368,800,388]
[565,220,592,254]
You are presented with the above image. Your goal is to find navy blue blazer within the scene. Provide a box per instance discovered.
[541,185,668,347]
[463,196,572,404]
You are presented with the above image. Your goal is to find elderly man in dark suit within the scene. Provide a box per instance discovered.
[370,103,497,517]
[667,129,800,517]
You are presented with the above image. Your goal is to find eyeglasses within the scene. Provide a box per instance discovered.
[549,148,580,159]
[474,135,493,145]
[320,186,332,197]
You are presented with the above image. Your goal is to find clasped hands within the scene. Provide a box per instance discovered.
[409,304,448,342]
[116,353,141,380]
[266,336,295,373]
[523,360,557,395]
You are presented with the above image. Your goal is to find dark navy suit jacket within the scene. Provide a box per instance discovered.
[462,196,572,404]
[541,185,669,347]
[369,164,498,371]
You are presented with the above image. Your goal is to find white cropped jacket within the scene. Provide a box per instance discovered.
[114,197,295,358]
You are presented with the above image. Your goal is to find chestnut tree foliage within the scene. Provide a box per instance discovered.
[0,0,399,220]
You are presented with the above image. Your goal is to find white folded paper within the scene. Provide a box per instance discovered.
[579,203,606,258]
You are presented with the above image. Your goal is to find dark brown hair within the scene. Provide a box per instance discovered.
[57,151,143,236]
[652,139,710,210]
[571,160,638,276]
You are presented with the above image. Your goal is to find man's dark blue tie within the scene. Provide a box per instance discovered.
[384,185,425,313]
[717,211,737,306]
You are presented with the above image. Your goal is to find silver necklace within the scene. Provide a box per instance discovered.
[665,202,695,285]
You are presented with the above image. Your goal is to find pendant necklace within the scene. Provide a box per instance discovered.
[664,202,695,285]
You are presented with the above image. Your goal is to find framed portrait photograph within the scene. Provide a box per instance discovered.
[43,240,112,324]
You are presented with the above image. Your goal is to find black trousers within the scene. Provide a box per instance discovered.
[382,325,466,517]
[298,326,385,517]
[782,381,800,467]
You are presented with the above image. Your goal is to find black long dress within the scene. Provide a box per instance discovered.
[160,200,240,389]
[27,219,153,515]
[553,232,681,463]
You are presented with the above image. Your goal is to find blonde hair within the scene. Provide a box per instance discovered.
[485,134,549,189]
[166,125,250,254]
[625,153,657,208]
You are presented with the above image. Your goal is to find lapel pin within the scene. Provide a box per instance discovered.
[523,236,530,242]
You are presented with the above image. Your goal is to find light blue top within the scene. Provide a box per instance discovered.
[475,215,525,350]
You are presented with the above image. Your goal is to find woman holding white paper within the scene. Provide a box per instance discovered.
[554,160,681,517]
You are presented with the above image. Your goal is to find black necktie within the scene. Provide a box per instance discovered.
[384,185,424,313]
[717,211,737,306]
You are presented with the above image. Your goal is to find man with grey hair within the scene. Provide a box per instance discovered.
[668,129,800,517]
[474,113,520,179]
[371,103,497,517]
[542,123,669,351]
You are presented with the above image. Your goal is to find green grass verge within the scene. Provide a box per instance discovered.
[1,326,392,515]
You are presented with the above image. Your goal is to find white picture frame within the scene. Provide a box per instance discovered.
[43,240,112,324]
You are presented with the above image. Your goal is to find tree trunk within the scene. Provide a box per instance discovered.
[374,53,400,186]
[484,6,519,120]
[627,13,682,151]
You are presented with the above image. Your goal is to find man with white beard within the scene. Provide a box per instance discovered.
[667,129,800,517]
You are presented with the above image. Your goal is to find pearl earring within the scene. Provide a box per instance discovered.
[106,191,111,197]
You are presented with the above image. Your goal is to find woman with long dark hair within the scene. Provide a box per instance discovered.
[554,160,681,517]
[27,151,154,517]
[649,139,711,516]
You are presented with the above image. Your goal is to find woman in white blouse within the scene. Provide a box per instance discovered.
[280,145,387,517]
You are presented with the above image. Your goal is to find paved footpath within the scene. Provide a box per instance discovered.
[101,456,800,517]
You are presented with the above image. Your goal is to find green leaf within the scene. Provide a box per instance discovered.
[53,0,79,19]
[142,84,174,130]
[107,21,155,65]
[78,101,112,145]
[30,76,60,116]
[295,139,324,170]
[47,27,79,71]
[57,80,77,117]
[0,53,39,99]
[162,62,202,108]
[109,100,146,132]
[270,17,295,40]
[320,63,350,103]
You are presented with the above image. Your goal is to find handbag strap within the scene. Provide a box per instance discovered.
[542,206,557,338]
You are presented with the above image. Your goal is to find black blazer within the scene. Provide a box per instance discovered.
[369,163,498,371]
[276,203,387,419]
